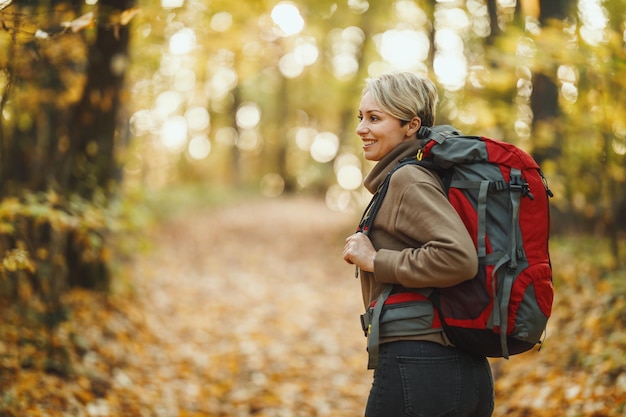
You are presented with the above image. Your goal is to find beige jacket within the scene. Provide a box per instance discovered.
[359,139,478,344]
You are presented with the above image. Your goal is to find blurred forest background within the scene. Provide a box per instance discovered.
[0,0,625,415]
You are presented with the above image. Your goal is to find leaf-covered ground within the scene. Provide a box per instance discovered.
[1,196,625,416]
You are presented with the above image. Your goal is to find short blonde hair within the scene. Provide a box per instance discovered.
[363,72,438,127]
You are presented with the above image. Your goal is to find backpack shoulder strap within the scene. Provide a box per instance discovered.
[357,156,454,242]
[357,159,416,235]
[417,125,462,143]
[366,284,393,369]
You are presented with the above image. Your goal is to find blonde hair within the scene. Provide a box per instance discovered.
[363,72,438,127]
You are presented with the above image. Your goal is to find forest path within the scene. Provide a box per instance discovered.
[5,196,623,416]
[124,196,371,416]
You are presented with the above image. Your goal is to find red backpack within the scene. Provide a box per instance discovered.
[361,125,554,361]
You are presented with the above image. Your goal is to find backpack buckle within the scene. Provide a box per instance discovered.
[510,173,535,200]
[510,173,523,192]
[360,309,373,337]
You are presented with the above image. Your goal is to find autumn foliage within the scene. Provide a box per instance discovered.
[1,197,624,416]
[1,0,626,414]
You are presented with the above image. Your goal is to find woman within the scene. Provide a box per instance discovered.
[343,72,494,417]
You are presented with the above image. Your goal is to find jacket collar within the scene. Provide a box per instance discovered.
[363,139,421,193]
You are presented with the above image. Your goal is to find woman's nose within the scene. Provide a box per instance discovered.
[356,120,367,135]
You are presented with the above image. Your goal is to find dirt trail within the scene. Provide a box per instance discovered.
[103,197,626,417]
[124,196,371,416]
[5,196,623,416]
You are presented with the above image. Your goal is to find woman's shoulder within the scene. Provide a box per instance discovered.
[391,162,442,187]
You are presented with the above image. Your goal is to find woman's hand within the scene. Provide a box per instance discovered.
[343,232,377,272]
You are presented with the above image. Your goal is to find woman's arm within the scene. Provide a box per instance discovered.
[373,167,478,288]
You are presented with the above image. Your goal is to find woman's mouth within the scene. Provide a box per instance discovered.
[363,139,376,148]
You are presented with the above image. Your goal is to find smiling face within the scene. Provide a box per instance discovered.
[356,91,420,161]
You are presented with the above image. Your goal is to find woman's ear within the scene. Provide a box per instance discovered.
[406,116,421,137]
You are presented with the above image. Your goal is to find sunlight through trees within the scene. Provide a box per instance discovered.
[0,1,625,415]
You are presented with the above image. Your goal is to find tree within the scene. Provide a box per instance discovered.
[0,0,136,327]
[528,0,574,164]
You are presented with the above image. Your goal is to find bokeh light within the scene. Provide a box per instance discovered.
[279,53,304,78]
[294,37,319,66]
[211,12,232,32]
[433,28,467,91]
[271,2,304,36]
[395,0,427,25]
[160,116,188,152]
[329,27,364,79]
[130,110,154,136]
[188,135,211,160]
[612,122,626,156]
[348,0,369,14]
[215,127,238,146]
[295,127,317,151]
[236,130,262,152]
[310,132,339,163]
[578,0,608,46]
[260,173,285,197]
[169,28,196,54]
[325,185,352,212]
[434,52,467,91]
[161,0,183,8]
[207,68,238,100]
[185,107,210,131]
[155,91,182,117]
[236,103,261,129]
[431,6,470,91]
[376,29,429,70]
[334,154,362,190]
[336,165,362,190]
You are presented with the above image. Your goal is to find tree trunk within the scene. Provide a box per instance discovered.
[0,0,134,302]
[63,0,135,287]
[529,0,572,166]
[65,0,133,198]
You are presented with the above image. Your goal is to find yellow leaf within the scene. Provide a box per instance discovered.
[2,256,17,271]
[2,248,36,273]
[36,247,48,260]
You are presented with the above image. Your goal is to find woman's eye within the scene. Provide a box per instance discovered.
[357,114,379,122]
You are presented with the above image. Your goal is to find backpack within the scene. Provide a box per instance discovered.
[361,125,554,361]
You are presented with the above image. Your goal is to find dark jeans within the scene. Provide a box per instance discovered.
[365,340,494,417]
